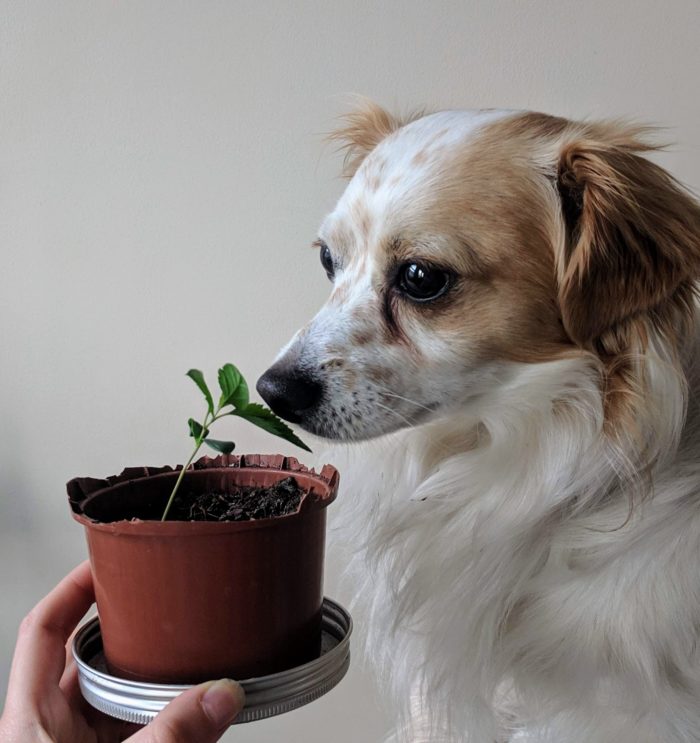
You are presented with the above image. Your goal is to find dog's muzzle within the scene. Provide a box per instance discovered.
[256,362,324,424]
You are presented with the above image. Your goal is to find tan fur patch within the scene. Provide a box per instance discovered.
[349,199,372,240]
[349,301,378,332]
[329,283,349,305]
[367,175,381,192]
[427,127,450,147]
[343,368,358,389]
[327,99,426,178]
[411,149,429,166]
[395,113,572,367]
[350,327,376,346]
[367,365,395,385]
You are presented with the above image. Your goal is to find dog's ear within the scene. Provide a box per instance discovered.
[555,126,700,349]
[328,99,419,178]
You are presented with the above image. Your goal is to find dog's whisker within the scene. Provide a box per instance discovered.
[376,388,436,413]
[372,400,417,429]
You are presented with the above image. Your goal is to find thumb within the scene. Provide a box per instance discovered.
[129,679,245,743]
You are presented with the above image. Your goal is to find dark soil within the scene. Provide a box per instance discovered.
[167,476,304,522]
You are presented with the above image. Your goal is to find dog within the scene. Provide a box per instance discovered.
[257,101,700,742]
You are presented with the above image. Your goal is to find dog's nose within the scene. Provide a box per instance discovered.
[256,363,323,423]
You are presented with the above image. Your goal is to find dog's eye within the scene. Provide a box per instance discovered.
[319,243,334,280]
[398,262,451,302]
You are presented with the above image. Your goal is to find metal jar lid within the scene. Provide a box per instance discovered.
[72,597,352,725]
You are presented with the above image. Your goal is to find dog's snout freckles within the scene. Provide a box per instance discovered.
[257,249,456,441]
[257,313,441,442]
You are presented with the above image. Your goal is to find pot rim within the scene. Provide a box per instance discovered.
[68,453,339,534]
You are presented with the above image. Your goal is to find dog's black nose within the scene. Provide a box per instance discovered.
[256,364,323,423]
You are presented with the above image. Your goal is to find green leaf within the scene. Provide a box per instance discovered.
[204,438,236,454]
[186,369,214,416]
[217,363,250,410]
[188,418,209,441]
[232,403,312,452]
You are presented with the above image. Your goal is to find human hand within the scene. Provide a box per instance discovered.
[0,561,245,742]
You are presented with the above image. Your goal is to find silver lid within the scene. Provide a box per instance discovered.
[72,598,351,725]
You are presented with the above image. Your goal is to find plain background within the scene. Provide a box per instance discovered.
[2,2,699,741]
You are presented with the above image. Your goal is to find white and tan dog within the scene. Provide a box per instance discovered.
[257,102,700,742]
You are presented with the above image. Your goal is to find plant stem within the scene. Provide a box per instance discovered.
[161,405,220,521]
[160,438,205,521]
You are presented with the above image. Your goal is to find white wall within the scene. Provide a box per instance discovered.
[1,1,699,740]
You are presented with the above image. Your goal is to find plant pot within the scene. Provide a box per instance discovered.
[67,453,339,684]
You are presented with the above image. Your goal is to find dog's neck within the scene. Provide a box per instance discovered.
[329,330,694,741]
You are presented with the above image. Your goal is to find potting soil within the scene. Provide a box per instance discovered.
[167,476,304,521]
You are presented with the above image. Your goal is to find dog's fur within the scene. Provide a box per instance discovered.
[266,102,700,741]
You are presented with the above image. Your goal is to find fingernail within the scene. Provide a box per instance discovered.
[201,679,245,727]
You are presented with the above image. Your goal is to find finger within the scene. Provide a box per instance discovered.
[5,561,94,709]
[129,679,245,743]
[83,707,142,742]
[59,617,92,707]
[59,658,84,710]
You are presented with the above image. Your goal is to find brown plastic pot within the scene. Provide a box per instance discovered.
[67,454,339,684]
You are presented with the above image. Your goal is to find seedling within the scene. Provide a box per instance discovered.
[161,363,311,520]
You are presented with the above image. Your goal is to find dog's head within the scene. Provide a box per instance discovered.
[258,102,700,441]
